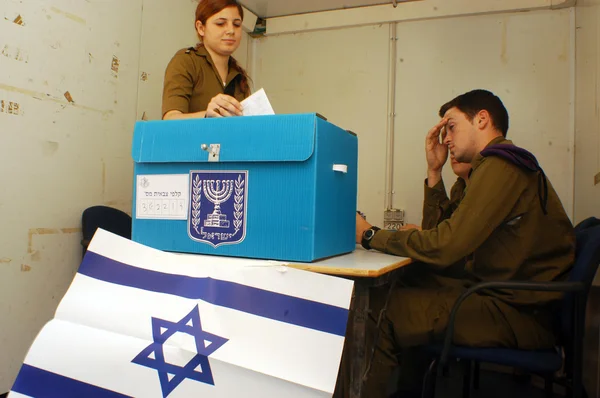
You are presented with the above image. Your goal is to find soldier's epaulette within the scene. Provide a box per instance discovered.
[184,47,195,54]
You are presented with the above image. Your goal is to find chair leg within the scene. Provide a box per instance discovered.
[544,375,553,398]
[572,294,584,398]
[421,358,438,398]
[473,361,480,390]
[442,365,450,378]
[462,360,472,398]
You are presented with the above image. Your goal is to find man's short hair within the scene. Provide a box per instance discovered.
[439,89,509,137]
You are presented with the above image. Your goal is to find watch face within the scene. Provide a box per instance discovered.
[364,229,374,240]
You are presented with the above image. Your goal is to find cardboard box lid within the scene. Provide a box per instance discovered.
[132,113,326,164]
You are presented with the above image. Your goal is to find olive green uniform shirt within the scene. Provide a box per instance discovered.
[416,177,469,284]
[421,177,467,230]
[162,46,247,118]
[372,137,575,307]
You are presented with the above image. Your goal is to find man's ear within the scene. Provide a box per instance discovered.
[476,110,491,130]
[196,20,205,38]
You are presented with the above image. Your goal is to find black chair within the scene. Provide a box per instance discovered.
[421,217,600,398]
[81,205,132,258]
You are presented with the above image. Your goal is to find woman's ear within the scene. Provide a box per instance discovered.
[195,20,205,38]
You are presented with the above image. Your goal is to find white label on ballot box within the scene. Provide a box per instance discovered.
[136,174,189,220]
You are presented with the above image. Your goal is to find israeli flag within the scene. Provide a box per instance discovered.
[10,229,353,397]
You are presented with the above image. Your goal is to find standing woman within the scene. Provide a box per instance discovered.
[162,0,251,120]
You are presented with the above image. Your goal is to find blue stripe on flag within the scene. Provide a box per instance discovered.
[79,251,349,337]
[12,364,131,398]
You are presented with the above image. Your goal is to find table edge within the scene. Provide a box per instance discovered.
[286,257,413,278]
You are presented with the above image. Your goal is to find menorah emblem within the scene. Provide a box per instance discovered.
[188,171,248,248]
[203,180,234,228]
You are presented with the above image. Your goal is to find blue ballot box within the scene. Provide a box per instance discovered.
[131,113,358,262]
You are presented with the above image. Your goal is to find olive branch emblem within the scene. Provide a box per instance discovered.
[191,175,202,234]
[233,175,244,235]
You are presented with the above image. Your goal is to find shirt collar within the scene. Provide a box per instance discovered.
[470,136,512,172]
[192,45,241,86]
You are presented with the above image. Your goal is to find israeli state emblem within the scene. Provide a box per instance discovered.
[188,171,248,247]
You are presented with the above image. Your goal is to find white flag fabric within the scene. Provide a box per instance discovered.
[10,229,354,397]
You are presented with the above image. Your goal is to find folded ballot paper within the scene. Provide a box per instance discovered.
[241,88,275,116]
[10,229,353,397]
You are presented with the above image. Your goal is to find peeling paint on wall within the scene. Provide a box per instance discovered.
[27,228,82,254]
[0,83,113,116]
[60,228,81,234]
[141,72,148,81]
[8,101,20,115]
[111,55,120,77]
[49,7,86,25]
[0,258,12,264]
[4,14,25,25]
[0,100,22,116]
[64,91,74,103]
[1,45,29,63]
[21,264,32,272]
[13,14,25,26]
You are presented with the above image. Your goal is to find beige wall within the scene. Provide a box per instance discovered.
[252,8,575,226]
[393,9,574,225]
[249,25,391,226]
[575,0,600,224]
[575,1,600,395]
[0,0,142,391]
[0,0,250,390]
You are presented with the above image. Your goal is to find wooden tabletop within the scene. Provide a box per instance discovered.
[173,245,412,278]
[286,245,412,278]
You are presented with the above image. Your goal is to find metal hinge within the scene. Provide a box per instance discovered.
[201,143,220,162]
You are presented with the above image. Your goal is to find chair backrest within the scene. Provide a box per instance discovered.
[560,217,600,343]
[81,206,132,257]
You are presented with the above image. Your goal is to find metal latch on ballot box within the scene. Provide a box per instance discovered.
[201,143,220,162]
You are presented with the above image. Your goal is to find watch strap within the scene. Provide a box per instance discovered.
[361,226,381,250]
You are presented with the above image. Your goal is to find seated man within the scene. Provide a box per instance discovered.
[399,155,473,291]
[347,89,575,397]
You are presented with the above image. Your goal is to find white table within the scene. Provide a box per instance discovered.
[286,245,411,277]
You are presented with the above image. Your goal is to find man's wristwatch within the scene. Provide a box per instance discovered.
[361,226,381,250]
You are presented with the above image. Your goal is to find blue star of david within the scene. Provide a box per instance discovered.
[132,305,228,397]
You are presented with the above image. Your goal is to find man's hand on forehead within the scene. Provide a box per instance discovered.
[428,117,449,143]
